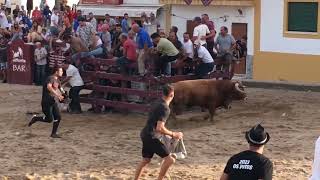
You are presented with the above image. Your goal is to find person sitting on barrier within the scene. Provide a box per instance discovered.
[182,32,195,75]
[151,32,180,76]
[61,61,84,114]
[85,34,104,59]
[215,26,236,72]
[10,22,23,42]
[63,35,89,67]
[116,33,137,74]
[194,40,214,78]
[27,21,43,43]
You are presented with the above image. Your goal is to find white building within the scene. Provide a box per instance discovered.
[160,0,254,75]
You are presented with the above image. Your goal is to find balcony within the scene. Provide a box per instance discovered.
[159,0,254,6]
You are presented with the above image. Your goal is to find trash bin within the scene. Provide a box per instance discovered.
[7,40,35,85]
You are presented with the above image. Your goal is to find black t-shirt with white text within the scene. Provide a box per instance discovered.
[224,150,273,180]
[140,99,170,140]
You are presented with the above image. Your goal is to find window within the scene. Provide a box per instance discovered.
[288,2,318,32]
[284,0,320,39]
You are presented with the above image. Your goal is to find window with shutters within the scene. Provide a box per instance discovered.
[283,0,320,39]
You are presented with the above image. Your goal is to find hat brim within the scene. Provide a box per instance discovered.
[245,131,270,145]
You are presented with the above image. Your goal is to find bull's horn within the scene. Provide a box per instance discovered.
[235,83,245,93]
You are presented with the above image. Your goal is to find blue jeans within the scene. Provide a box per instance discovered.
[116,56,133,74]
[36,64,46,85]
[71,47,104,64]
[195,62,214,78]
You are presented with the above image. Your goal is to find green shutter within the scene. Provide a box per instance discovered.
[288,2,318,32]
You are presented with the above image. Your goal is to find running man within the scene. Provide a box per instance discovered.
[28,66,65,138]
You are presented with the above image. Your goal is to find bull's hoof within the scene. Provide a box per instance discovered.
[203,114,210,120]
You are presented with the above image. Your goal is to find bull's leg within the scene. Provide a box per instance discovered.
[223,99,232,110]
[208,105,216,122]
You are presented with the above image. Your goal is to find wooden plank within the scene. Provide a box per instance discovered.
[85,85,162,98]
[80,97,151,111]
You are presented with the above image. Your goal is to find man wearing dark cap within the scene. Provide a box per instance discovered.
[220,124,273,180]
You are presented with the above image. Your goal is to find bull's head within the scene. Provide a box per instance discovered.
[232,81,247,100]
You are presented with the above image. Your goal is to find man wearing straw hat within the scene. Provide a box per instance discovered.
[220,124,273,180]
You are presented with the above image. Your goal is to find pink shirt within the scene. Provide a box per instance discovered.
[123,39,137,61]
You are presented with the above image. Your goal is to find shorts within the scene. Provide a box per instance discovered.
[141,137,169,159]
[0,62,7,70]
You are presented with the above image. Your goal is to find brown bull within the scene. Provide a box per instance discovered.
[171,79,246,121]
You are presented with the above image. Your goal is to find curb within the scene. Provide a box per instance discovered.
[241,79,320,92]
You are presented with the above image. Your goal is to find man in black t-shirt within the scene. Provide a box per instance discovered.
[220,124,273,180]
[28,66,65,138]
[134,84,183,180]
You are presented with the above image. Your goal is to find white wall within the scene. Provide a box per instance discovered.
[19,0,79,9]
[171,5,254,55]
[123,0,159,4]
[260,0,320,55]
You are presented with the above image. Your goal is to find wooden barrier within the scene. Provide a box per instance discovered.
[79,57,237,113]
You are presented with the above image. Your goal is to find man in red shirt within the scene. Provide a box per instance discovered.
[116,33,137,74]
[65,6,74,25]
[32,6,42,25]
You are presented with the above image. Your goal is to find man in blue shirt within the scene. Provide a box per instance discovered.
[132,24,153,75]
[121,13,129,34]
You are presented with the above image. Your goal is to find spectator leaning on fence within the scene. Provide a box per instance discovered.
[131,23,153,75]
[151,32,180,76]
[116,33,137,74]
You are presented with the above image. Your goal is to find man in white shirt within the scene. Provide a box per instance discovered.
[192,16,210,48]
[0,8,9,29]
[310,136,320,180]
[62,61,84,114]
[194,41,214,78]
[182,32,194,60]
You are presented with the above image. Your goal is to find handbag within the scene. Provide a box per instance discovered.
[158,135,187,159]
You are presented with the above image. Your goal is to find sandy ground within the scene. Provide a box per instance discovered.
[0,83,319,180]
